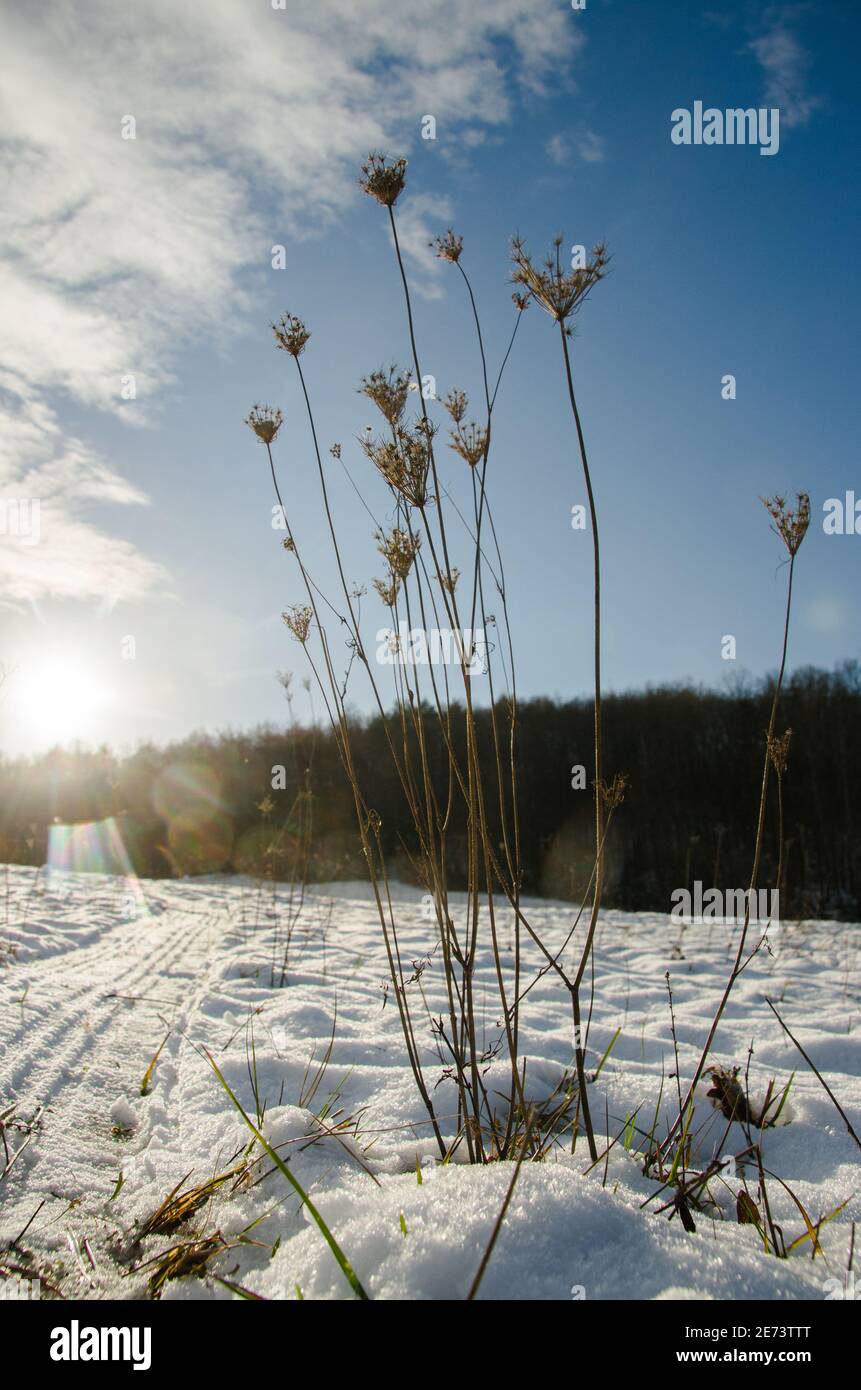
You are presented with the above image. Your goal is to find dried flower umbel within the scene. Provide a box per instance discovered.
[283,604,312,643]
[373,574,401,608]
[360,366,413,428]
[510,235,608,327]
[431,229,463,264]
[598,772,629,811]
[449,419,488,468]
[273,312,310,357]
[443,389,467,424]
[376,527,420,581]
[767,728,793,776]
[359,153,407,207]
[360,425,433,508]
[245,404,283,445]
[761,492,810,556]
[442,388,487,467]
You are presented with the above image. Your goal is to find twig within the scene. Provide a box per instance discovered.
[766,998,861,1152]
[466,1111,536,1300]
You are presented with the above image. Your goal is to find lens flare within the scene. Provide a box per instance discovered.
[47,817,148,917]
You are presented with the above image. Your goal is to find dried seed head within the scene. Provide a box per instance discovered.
[767,728,793,775]
[360,434,399,483]
[273,312,310,357]
[510,236,608,324]
[330,443,342,459]
[359,152,407,207]
[282,536,295,552]
[597,772,629,810]
[439,566,460,594]
[360,425,432,507]
[761,492,810,556]
[443,388,467,424]
[511,292,531,313]
[449,419,488,468]
[431,229,464,264]
[373,574,401,607]
[283,604,313,643]
[360,365,413,428]
[245,403,283,445]
[376,527,420,581]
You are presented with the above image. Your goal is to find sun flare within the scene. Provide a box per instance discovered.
[10,653,114,748]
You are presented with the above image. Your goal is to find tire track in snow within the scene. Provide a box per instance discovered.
[0,912,213,1093]
[0,902,224,1297]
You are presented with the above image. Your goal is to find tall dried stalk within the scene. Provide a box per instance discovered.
[246,156,613,1163]
[510,234,610,1161]
[660,493,809,1157]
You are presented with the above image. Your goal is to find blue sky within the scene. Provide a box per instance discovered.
[1,0,858,755]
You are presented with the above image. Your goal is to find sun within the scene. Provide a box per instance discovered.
[9,651,114,748]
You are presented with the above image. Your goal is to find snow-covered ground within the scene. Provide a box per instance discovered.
[0,865,858,1301]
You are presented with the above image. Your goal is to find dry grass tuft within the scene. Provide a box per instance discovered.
[137,1163,248,1239]
[143,1232,229,1298]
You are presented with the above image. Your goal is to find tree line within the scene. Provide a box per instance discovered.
[1,662,858,919]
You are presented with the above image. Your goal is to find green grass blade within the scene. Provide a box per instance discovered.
[668,1100,695,1186]
[768,1070,795,1127]
[212,1275,267,1300]
[203,1047,369,1301]
[592,1026,621,1081]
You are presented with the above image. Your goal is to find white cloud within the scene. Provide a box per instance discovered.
[749,22,819,128]
[579,130,606,163]
[547,133,569,165]
[546,129,605,166]
[0,0,581,604]
[0,386,166,606]
[389,194,455,301]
